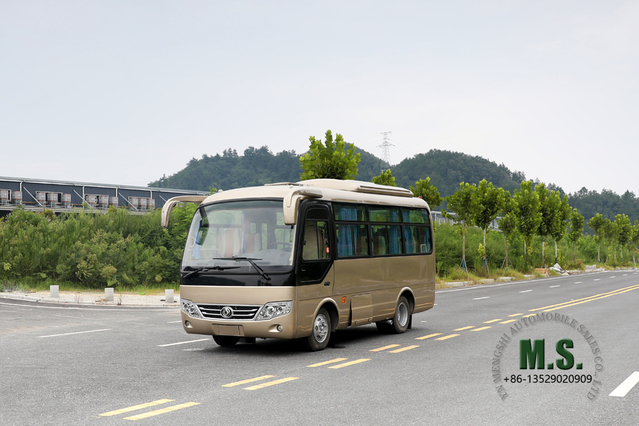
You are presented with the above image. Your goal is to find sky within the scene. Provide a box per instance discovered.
[1,1,638,196]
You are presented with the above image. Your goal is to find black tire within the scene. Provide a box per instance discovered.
[389,296,411,334]
[304,307,331,351]
[213,335,240,347]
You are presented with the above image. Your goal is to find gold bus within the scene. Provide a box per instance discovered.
[161,179,435,351]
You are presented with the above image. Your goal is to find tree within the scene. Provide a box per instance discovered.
[410,177,442,209]
[567,208,584,262]
[631,220,639,268]
[602,218,615,262]
[472,179,505,272]
[588,213,606,263]
[615,214,632,261]
[372,169,397,186]
[299,130,361,180]
[514,181,541,269]
[535,183,553,267]
[550,193,571,265]
[498,192,518,270]
[444,182,477,272]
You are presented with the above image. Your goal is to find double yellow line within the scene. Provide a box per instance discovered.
[529,283,639,313]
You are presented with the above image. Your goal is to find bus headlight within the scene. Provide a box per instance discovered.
[256,301,292,321]
[181,298,203,319]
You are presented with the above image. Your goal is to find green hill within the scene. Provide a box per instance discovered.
[392,149,527,205]
[149,146,384,191]
[149,145,639,226]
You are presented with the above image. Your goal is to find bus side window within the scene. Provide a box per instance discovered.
[404,225,432,254]
[336,224,369,257]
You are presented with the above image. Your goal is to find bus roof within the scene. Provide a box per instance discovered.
[205,179,429,224]
[161,179,430,228]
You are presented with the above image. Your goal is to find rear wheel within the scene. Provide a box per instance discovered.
[304,308,331,351]
[213,335,240,347]
[391,296,411,334]
[377,296,411,334]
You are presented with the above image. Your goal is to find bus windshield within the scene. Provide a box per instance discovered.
[182,200,296,272]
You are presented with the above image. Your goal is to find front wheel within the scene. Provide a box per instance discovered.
[213,335,240,347]
[304,308,331,351]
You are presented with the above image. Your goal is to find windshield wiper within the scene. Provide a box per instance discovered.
[181,265,240,279]
[231,256,271,281]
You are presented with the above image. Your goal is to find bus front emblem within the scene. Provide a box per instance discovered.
[221,306,233,319]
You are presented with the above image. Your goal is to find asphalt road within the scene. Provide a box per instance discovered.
[1,270,638,425]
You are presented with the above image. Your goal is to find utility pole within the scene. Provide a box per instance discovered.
[378,131,393,172]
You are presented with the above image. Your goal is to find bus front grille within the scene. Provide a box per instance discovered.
[197,304,261,320]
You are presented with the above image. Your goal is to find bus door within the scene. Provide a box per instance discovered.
[296,202,334,300]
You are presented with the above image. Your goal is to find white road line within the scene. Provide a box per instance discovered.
[40,328,112,338]
[594,279,600,281]
[610,276,616,279]
[574,282,582,284]
[549,285,560,288]
[167,320,182,323]
[158,339,210,347]
[519,290,533,293]
[473,296,489,300]
[609,372,639,397]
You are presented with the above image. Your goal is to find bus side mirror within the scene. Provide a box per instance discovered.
[283,188,323,225]
[161,195,208,228]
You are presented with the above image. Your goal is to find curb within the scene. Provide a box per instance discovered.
[0,292,180,308]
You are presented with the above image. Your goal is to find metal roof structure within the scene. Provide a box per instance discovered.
[0,176,208,217]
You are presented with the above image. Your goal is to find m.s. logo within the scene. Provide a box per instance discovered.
[520,339,582,370]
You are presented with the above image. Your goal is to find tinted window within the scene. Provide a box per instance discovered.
[334,204,367,222]
[370,207,401,223]
[404,225,432,254]
[402,208,431,224]
[372,225,403,255]
[336,224,369,257]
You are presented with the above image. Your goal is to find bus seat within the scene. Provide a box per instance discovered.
[356,236,368,256]
[222,228,239,258]
[303,224,319,260]
[373,236,387,255]
[243,233,259,254]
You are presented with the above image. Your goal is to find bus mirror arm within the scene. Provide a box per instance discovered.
[283,188,323,225]
[161,195,208,228]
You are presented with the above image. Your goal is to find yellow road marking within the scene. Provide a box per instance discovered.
[484,319,502,323]
[453,326,475,331]
[416,333,442,340]
[499,319,517,324]
[523,314,536,318]
[244,377,298,390]
[390,345,419,353]
[329,359,371,369]
[471,326,491,331]
[222,375,274,388]
[436,334,459,341]
[541,284,639,312]
[100,400,174,416]
[370,344,401,352]
[124,402,200,420]
[307,358,348,367]
[508,313,523,317]
[529,284,639,312]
